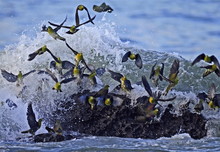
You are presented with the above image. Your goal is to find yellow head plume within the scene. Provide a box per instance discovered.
[105,98,112,106]
[53,82,61,91]
[129,53,136,60]
[149,96,155,104]
[77,5,85,10]
[88,96,95,110]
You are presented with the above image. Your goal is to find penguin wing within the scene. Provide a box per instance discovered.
[53,16,67,32]
[27,103,38,130]
[208,83,216,100]
[50,61,56,69]
[213,94,220,107]
[65,41,79,55]
[62,61,75,69]
[158,96,176,102]
[210,55,220,69]
[197,92,208,101]
[47,50,60,63]
[76,15,96,28]
[122,51,131,62]
[191,53,205,66]
[199,65,212,69]
[135,54,143,69]
[62,69,73,79]
[149,63,157,79]
[168,59,179,80]
[107,69,123,83]
[142,76,153,96]
[23,70,36,78]
[1,69,18,82]
[102,3,113,13]
[124,79,133,91]
[82,58,93,72]
[28,51,38,61]
[60,77,75,84]
[38,69,58,83]
[215,68,220,77]
[93,5,103,12]
[48,21,71,29]
[83,7,95,24]
[75,5,80,26]
[159,63,164,81]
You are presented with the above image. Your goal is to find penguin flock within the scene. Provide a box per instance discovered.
[1,3,220,136]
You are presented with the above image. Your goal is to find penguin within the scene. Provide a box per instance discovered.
[21,103,43,135]
[141,76,176,104]
[78,93,96,110]
[48,16,96,34]
[191,53,220,68]
[122,51,142,69]
[149,63,164,87]
[38,69,75,92]
[93,2,113,13]
[65,41,92,72]
[75,5,95,26]
[135,96,159,122]
[206,83,220,109]
[162,59,180,96]
[108,69,133,93]
[1,69,36,86]
[197,83,220,109]
[41,16,67,41]
[45,120,63,135]
[28,45,50,61]
[47,49,74,75]
[199,64,220,78]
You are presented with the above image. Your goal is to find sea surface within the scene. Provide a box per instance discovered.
[1,0,220,151]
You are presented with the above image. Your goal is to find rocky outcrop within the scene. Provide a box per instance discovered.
[39,91,207,141]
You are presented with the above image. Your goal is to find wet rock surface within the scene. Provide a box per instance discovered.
[41,91,207,141]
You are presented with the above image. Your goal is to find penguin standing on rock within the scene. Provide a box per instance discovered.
[108,69,133,93]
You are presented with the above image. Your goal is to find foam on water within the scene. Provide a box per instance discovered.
[1,19,220,141]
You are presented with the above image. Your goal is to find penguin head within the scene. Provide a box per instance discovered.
[88,96,96,110]
[70,26,76,33]
[129,53,136,60]
[53,82,61,92]
[149,96,155,104]
[75,53,83,63]
[18,71,23,78]
[77,5,85,11]
[208,101,216,109]
[204,55,211,63]
[104,97,112,106]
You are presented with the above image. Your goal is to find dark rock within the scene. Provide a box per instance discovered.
[34,133,65,142]
[46,91,207,140]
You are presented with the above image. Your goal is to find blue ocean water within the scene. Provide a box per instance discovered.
[1,0,220,151]
[1,0,220,60]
